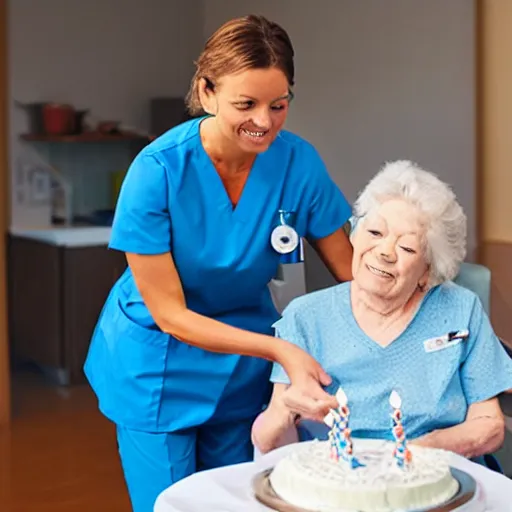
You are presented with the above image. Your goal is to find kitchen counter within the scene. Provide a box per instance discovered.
[9,226,112,247]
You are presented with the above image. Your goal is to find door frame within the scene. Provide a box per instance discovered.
[0,0,11,426]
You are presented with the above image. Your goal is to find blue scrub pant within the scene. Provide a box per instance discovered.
[116,417,255,512]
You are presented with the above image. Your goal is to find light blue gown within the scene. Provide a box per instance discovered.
[271,281,512,456]
[83,116,352,511]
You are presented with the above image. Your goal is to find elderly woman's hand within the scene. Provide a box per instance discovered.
[251,395,299,454]
[411,398,505,459]
[275,342,339,421]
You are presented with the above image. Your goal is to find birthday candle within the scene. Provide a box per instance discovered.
[328,430,338,461]
[389,390,412,469]
[324,387,364,469]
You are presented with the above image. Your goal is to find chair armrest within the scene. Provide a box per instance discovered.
[499,393,512,419]
[497,393,512,434]
[500,337,512,358]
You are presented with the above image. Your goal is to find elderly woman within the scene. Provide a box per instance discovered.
[252,160,512,463]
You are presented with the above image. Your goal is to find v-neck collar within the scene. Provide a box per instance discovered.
[195,116,279,223]
[341,282,434,352]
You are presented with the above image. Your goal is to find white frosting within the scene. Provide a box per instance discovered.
[269,439,459,512]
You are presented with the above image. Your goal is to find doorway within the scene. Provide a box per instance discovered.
[0,0,11,426]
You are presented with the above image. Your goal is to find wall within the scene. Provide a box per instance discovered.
[9,0,203,228]
[481,1,512,243]
[480,0,512,341]
[203,0,477,297]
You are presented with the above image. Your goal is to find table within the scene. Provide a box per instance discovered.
[154,441,512,512]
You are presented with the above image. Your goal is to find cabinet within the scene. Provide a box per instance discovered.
[7,235,127,384]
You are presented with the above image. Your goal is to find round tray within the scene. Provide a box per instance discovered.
[253,467,477,512]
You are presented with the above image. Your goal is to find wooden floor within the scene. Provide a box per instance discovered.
[0,367,131,511]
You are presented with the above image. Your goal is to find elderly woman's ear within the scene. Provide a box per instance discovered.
[417,266,430,292]
[342,219,352,237]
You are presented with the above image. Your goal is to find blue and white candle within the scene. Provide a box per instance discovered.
[325,387,364,469]
[389,390,412,469]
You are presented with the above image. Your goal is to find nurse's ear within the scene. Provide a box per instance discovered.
[198,77,218,116]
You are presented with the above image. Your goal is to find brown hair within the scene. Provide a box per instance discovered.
[186,14,295,116]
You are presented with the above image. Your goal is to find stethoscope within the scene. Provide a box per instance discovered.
[271,209,299,255]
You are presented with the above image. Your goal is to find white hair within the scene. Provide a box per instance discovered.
[352,160,467,288]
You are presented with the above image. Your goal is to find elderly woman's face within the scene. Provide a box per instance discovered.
[352,199,429,301]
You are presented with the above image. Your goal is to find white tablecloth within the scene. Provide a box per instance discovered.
[154,441,512,512]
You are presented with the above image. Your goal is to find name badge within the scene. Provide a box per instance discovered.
[423,330,469,353]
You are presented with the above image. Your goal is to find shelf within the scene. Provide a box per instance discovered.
[20,131,152,143]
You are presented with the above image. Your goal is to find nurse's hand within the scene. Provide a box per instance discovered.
[277,344,339,422]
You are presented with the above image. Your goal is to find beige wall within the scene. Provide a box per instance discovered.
[480,0,512,341]
[481,0,512,243]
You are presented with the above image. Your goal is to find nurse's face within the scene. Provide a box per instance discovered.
[200,67,291,154]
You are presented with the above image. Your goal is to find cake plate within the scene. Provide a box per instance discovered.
[253,467,479,512]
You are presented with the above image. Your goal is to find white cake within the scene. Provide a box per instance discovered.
[269,439,459,512]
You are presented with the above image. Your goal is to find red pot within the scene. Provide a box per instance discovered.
[43,103,75,135]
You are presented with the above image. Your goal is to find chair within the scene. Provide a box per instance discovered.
[454,262,508,474]
[453,262,492,316]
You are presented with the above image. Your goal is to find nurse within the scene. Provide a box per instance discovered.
[84,14,353,512]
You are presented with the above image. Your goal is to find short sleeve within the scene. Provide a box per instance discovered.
[460,299,512,404]
[109,153,171,254]
[270,301,312,385]
[305,147,352,241]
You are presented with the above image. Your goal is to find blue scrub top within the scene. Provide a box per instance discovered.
[84,116,352,433]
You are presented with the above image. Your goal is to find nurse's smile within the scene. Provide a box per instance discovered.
[239,125,270,147]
